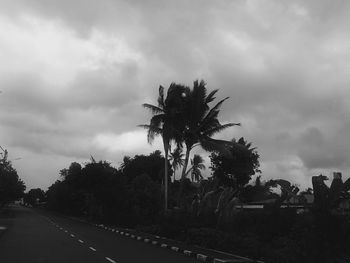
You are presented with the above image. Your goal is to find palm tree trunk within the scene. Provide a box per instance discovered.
[163,141,169,211]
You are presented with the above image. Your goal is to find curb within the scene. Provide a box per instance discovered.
[94,223,260,263]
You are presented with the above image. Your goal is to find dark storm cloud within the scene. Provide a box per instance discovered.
[0,0,349,189]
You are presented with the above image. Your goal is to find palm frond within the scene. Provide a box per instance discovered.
[205,123,240,137]
[169,146,185,170]
[192,154,204,166]
[158,85,165,108]
[197,163,206,170]
[138,119,163,143]
[205,89,218,104]
[201,97,229,125]
[142,103,164,114]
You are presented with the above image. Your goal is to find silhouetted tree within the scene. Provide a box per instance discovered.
[210,137,260,188]
[179,80,241,181]
[120,151,171,183]
[140,84,188,210]
[0,147,25,207]
[169,147,184,181]
[186,154,206,182]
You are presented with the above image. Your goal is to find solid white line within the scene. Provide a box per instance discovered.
[89,247,97,252]
[78,240,84,243]
[105,257,116,263]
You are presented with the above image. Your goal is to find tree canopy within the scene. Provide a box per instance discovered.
[0,148,25,207]
[210,137,260,188]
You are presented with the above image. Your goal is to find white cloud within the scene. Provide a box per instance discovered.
[93,130,163,154]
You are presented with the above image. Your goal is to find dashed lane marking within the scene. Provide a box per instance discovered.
[105,257,117,263]
[78,239,84,243]
[89,247,97,252]
[70,234,75,238]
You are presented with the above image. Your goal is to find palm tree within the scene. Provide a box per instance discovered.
[120,156,132,173]
[140,84,188,210]
[169,146,184,181]
[185,154,205,182]
[179,80,242,181]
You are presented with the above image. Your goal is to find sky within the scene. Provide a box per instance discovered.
[0,0,349,190]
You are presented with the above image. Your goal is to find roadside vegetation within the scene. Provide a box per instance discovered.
[0,147,25,208]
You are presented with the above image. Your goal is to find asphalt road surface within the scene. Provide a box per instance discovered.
[0,205,200,263]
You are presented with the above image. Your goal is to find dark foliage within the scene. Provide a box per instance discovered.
[0,148,25,207]
[23,188,46,206]
[121,150,171,183]
[46,152,163,227]
[210,137,260,187]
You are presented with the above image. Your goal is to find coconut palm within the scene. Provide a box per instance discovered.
[185,154,206,182]
[140,84,188,210]
[179,80,243,181]
[169,146,184,181]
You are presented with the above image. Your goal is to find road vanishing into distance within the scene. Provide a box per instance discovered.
[0,205,201,263]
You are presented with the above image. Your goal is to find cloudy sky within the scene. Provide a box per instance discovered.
[0,0,349,190]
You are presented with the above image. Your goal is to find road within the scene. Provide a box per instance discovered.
[0,205,200,263]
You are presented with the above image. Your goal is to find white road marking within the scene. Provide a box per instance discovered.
[89,247,97,252]
[70,234,75,237]
[105,257,116,263]
[78,239,84,243]
[64,230,68,233]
